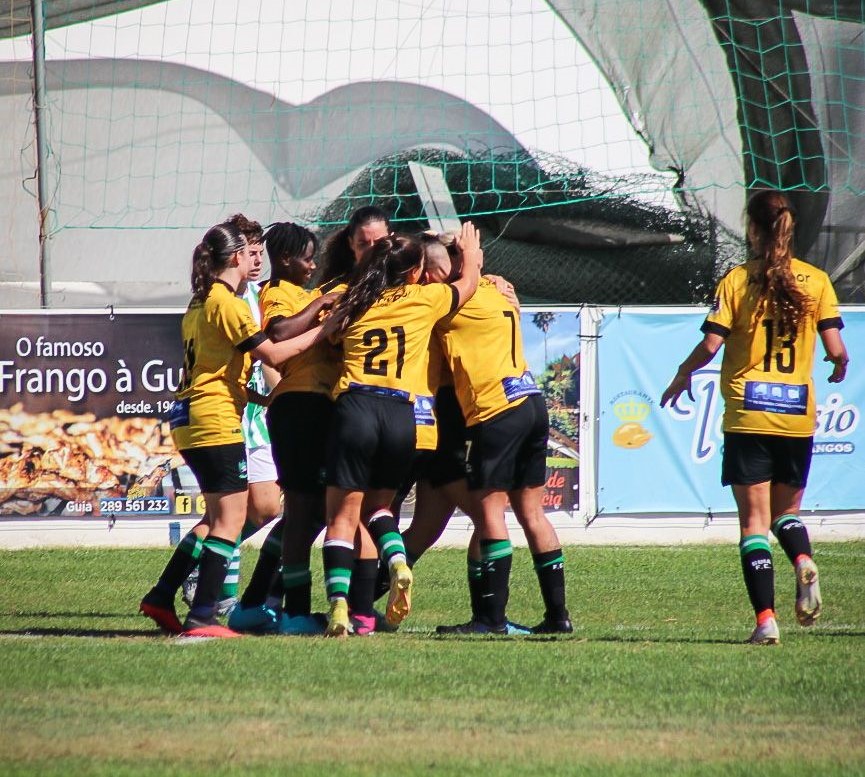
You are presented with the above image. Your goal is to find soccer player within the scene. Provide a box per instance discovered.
[236,220,337,635]
[430,238,572,635]
[661,189,849,645]
[317,205,390,287]
[321,224,482,637]
[139,221,325,637]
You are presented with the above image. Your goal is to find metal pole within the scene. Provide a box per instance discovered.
[30,0,52,307]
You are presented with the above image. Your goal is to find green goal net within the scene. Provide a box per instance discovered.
[0,1,863,307]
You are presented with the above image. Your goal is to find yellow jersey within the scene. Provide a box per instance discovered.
[170,280,267,449]
[334,283,458,402]
[436,278,540,426]
[702,258,843,436]
[259,277,342,398]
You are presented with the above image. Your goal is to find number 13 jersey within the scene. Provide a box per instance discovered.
[701,257,843,437]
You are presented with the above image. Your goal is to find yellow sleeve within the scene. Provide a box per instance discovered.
[815,271,843,331]
[701,270,737,337]
[215,294,263,349]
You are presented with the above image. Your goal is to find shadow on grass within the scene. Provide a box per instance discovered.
[0,626,169,638]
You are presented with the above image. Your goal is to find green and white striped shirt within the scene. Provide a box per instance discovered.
[241,282,271,449]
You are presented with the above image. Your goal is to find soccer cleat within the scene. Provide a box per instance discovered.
[746,617,780,645]
[226,604,280,634]
[139,589,183,634]
[180,567,199,608]
[532,616,574,634]
[278,612,327,636]
[350,613,376,636]
[325,598,350,638]
[795,557,822,627]
[181,614,242,639]
[385,561,413,626]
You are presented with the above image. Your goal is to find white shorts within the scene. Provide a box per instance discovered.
[246,444,278,485]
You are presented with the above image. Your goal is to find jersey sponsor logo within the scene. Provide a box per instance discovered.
[743,381,807,415]
[168,398,190,429]
[413,394,436,426]
[501,371,542,403]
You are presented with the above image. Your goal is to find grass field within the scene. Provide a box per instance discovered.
[0,542,863,776]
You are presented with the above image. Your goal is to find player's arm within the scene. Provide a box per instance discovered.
[820,327,848,383]
[448,221,482,308]
[266,292,340,341]
[660,332,725,408]
[250,325,326,369]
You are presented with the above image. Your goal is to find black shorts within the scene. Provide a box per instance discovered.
[465,393,548,491]
[721,432,813,488]
[423,386,468,488]
[180,442,248,494]
[266,392,333,495]
[327,391,416,491]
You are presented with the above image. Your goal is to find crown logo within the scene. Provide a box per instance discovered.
[613,399,650,423]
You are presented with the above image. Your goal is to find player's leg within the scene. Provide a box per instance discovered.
[725,432,778,644]
[769,435,819,625]
[141,517,209,634]
[323,486,363,637]
[347,523,379,636]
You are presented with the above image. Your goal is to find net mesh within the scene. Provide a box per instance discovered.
[0,0,862,306]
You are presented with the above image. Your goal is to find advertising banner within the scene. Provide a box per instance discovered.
[597,309,865,514]
[522,310,581,514]
[0,307,581,520]
[0,311,185,518]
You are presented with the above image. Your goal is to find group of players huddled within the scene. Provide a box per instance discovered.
[140,206,571,638]
[139,190,850,645]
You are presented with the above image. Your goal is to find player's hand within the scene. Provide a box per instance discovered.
[824,354,848,383]
[456,221,482,267]
[660,372,694,408]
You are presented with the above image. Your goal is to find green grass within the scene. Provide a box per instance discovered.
[0,543,863,776]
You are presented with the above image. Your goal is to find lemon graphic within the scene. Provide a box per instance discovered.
[612,422,652,449]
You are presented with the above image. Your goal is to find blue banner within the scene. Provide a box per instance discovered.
[598,309,864,513]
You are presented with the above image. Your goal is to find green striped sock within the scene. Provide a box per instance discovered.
[323,539,354,601]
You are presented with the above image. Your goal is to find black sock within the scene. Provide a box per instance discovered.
[771,514,812,566]
[239,521,283,608]
[348,558,378,617]
[480,539,512,628]
[189,535,236,620]
[153,531,202,599]
[739,535,775,617]
[533,549,569,622]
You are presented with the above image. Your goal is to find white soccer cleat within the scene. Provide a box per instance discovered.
[747,617,780,646]
[795,557,822,627]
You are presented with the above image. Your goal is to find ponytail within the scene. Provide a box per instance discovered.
[331,234,423,330]
[189,222,246,302]
[746,190,814,334]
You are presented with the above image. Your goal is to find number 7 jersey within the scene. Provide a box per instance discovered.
[701,257,844,436]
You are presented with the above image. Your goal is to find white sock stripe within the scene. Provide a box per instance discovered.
[367,509,393,524]
[323,539,354,551]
